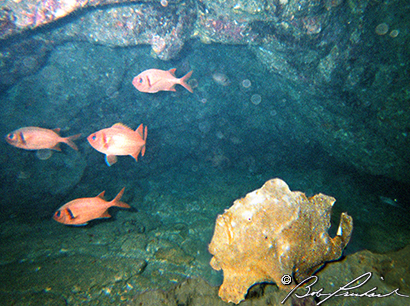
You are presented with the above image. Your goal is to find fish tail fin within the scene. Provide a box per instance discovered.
[111,187,131,209]
[64,133,82,151]
[179,70,193,93]
[142,125,147,156]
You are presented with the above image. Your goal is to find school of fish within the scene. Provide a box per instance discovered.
[4,68,193,226]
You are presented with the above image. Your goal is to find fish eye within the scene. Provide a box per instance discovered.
[7,133,14,140]
[138,77,143,84]
[55,210,61,217]
[91,135,97,140]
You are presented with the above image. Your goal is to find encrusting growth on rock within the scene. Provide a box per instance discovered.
[208,178,353,304]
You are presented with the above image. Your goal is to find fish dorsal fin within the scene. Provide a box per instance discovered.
[96,191,106,200]
[168,68,177,76]
[53,128,61,135]
[112,123,133,131]
[135,124,144,136]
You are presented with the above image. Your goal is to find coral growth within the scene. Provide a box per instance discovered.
[209,178,353,304]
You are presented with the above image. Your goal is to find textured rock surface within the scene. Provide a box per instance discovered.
[209,178,353,304]
[129,244,410,305]
[0,170,409,305]
[1,0,409,183]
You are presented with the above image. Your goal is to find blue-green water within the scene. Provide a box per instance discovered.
[0,2,410,303]
[1,42,409,250]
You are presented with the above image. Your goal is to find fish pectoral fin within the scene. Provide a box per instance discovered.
[100,211,111,218]
[105,155,117,166]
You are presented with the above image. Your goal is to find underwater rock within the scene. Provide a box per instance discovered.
[208,178,353,304]
[0,39,49,91]
[154,246,194,265]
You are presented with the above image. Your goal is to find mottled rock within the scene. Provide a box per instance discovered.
[121,233,148,255]
[0,39,49,91]
[209,178,353,304]
[155,245,195,265]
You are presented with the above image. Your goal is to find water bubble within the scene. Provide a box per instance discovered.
[17,171,31,180]
[230,136,242,144]
[41,65,61,81]
[188,78,199,89]
[216,131,224,139]
[375,23,389,36]
[389,29,399,38]
[251,94,262,105]
[105,84,119,98]
[160,0,168,7]
[212,72,230,86]
[198,121,211,133]
[36,149,53,160]
[270,109,277,116]
[191,165,198,172]
[22,56,38,70]
[241,79,251,88]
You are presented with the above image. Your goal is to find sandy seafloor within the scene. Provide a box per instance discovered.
[1,153,410,305]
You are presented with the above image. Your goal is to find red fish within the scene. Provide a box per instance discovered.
[87,123,147,166]
[53,187,130,226]
[5,127,81,151]
[132,68,193,93]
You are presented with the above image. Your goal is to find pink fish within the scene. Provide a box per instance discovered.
[87,123,147,166]
[5,127,81,151]
[132,68,193,93]
[53,187,130,226]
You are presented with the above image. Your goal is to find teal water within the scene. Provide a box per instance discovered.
[1,42,409,251]
[0,6,409,303]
